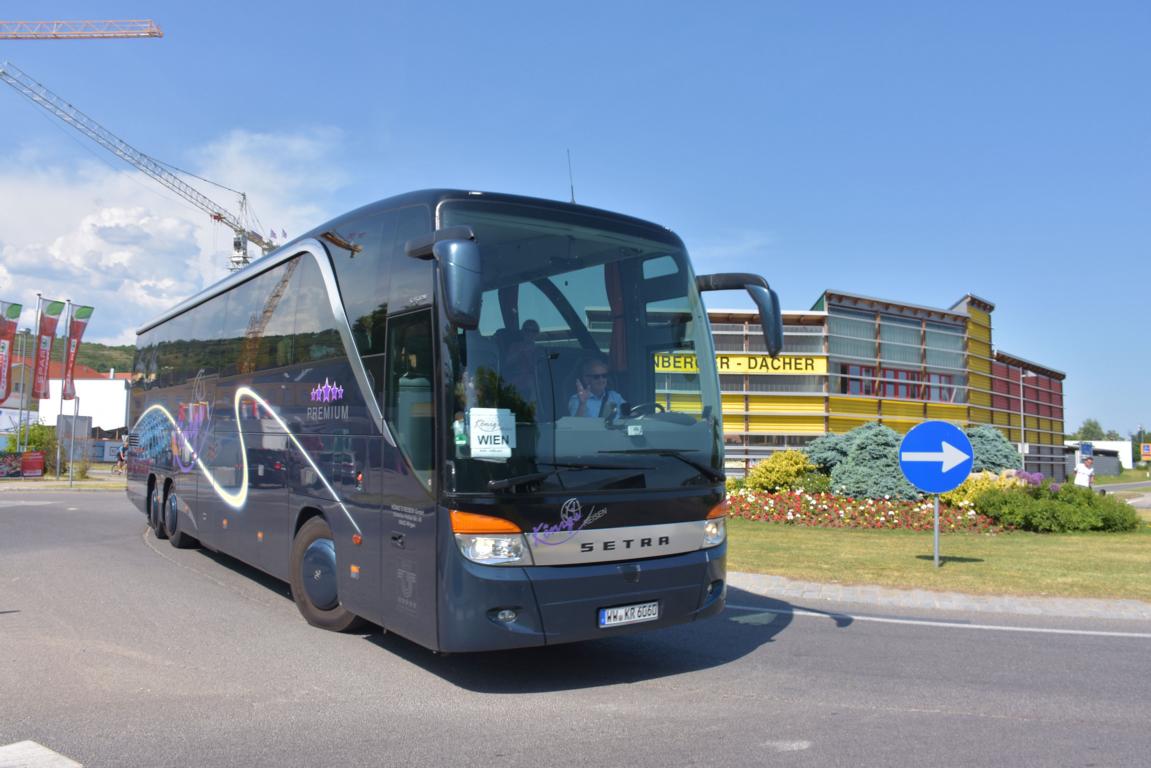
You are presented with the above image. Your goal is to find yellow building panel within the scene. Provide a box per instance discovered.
[829,417,870,433]
[881,400,925,419]
[967,307,991,327]
[969,407,991,425]
[967,322,991,343]
[722,394,745,409]
[969,390,991,407]
[880,419,919,435]
[746,415,826,433]
[968,355,991,375]
[926,404,967,422]
[722,416,746,432]
[1025,416,1038,430]
[667,395,703,413]
[746,396,826,414]
[828,396,879,416]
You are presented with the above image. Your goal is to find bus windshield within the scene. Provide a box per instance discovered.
[440,199,722,495]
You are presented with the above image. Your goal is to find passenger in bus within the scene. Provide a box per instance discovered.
[569,356,624,417]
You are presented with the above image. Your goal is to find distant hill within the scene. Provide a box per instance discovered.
[14,331,135,375]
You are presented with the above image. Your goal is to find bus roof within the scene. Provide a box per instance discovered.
[137,189,676,335]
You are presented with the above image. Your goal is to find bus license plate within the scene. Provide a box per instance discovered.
[599,601,660,628]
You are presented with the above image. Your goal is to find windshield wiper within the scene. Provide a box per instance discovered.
[487,461,651,491]
[599,449,724,483]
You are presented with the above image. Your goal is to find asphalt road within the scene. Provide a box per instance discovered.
[2,492,1150,767]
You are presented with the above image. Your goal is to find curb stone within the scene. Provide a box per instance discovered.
[728,571,1151,621]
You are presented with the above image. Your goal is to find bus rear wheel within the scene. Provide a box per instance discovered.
[164,489,199,549]
[289,517,364,632]
[149,482,168,540]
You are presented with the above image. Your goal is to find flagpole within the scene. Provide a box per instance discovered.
[26,294,40,455]
[15,321,25,456]
[55,300,70,479]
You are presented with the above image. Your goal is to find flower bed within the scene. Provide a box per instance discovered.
[727,489,1007,533]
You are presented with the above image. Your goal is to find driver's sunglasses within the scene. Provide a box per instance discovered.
[585,373,608,380]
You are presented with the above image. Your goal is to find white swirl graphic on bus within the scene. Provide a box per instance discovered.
[134,386,361,535]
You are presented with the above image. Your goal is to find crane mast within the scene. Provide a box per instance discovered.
[0,61,270,270]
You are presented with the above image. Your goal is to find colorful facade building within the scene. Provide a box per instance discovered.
[711,290,1066,480]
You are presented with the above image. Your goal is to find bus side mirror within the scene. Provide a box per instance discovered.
[435,239,482,330]
[696,272,784,357]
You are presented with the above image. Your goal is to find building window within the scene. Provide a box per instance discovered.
[880,367,919,399]
[839,363,874,396]
[927,372,955,402]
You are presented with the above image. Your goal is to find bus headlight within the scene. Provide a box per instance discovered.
[455,533,533,565]
[703,518,726,547]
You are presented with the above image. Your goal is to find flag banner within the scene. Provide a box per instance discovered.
[0,302,21,402]
[61,305,94,400]
[31,299,64,400]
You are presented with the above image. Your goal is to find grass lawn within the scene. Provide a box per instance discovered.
[727,517,1151,601]
[1095,468,1151,485]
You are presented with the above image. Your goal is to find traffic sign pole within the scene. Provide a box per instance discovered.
[934,495,940,567]
[899,421,975,570]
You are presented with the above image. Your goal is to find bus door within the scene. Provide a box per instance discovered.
[379,309,439,647]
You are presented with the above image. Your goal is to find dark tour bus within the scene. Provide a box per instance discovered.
[126,189,782,653]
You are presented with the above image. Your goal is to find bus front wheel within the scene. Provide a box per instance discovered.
[289,517,364,632]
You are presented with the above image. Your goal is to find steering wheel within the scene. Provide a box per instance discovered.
[625,402,665,417]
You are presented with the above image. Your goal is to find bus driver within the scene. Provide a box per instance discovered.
[569,357,624,418]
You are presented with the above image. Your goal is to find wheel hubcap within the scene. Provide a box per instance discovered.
[301,538,338,610]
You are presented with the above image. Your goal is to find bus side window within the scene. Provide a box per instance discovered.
[384,310,434,488]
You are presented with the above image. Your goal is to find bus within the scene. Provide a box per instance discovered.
[127,189,782,653]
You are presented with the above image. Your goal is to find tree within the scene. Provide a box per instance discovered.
[1104,430,1122,440]
[965,425,1022,473]
[829,422,919,500]
[1073,419,1106,441]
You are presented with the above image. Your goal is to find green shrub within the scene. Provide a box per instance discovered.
[971,483,1140,533]
[1097,495,1140,532]
[725,476,745,494]
[746,450,815,492]
[829,422,919,500]
[796,471,831,494]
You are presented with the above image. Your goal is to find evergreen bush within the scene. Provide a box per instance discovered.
[829,422,919,500]
[805,433,850,473]
[966,425,1022,473]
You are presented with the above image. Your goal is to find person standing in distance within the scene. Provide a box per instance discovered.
[1073,455,1095,488]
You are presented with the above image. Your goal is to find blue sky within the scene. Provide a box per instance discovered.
[0,1,1147,435]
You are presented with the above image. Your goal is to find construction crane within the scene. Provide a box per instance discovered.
[0,61,272,270]
[0,19,163,39]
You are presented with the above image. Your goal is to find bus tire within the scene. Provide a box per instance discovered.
[164,489,199,549]
[150,481,169,540]
[289,517,364,632]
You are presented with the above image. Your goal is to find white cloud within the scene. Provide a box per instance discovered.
[0,128,347,346]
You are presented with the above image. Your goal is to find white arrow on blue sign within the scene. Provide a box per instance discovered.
[899,421,974,494]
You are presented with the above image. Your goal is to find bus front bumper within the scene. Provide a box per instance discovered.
[437,543,726,653]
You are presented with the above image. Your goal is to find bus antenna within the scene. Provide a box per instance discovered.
[567,149,576,203]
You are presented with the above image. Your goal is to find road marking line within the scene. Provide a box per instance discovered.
[0,740,82,767]
[726,604,1151,639]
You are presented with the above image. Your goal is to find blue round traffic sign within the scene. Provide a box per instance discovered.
[899,421,974,494]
